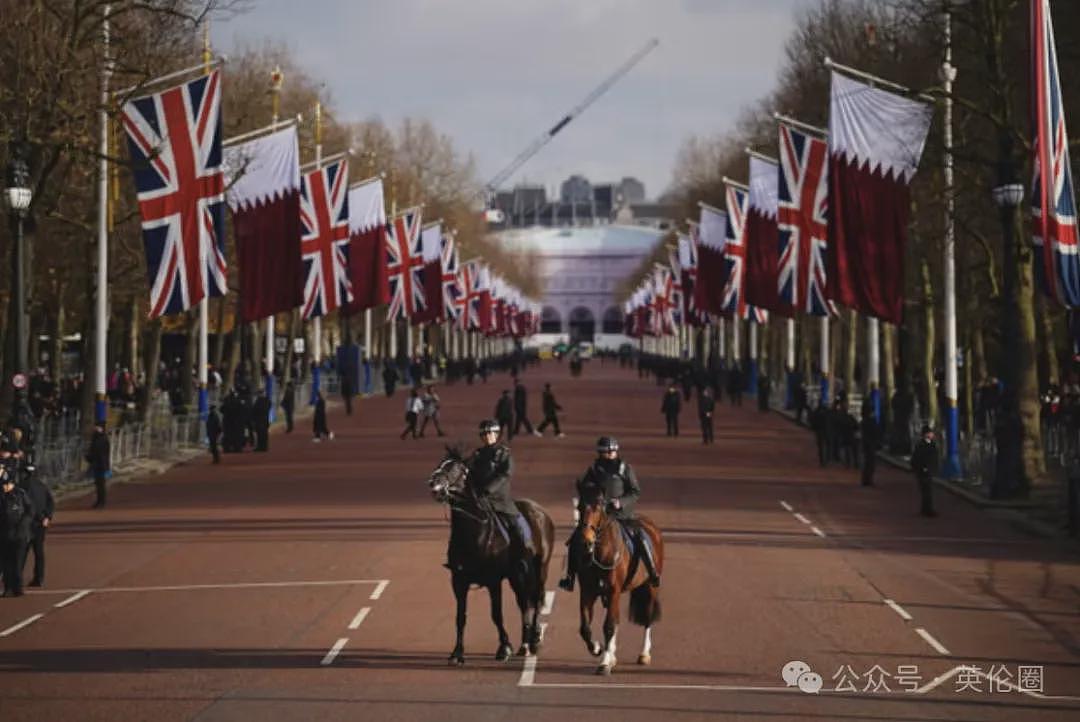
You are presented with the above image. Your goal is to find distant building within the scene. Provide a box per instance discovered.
[489,173,672,231]
[616,176,646,204]
[560,174,593,203]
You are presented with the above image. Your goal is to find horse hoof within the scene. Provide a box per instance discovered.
[528,642,540,655]
[448,655,465,666]
[590,642,603,657]
[638,654,651,666]
[596,664,612,676]
[495,644,514,662]
[516,645,530,657]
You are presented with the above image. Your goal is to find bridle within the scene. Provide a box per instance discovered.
[428,457,490,525]
[582,506,621,571]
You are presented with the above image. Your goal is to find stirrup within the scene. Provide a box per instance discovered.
[647,575,661,588]
[558,576,575,591]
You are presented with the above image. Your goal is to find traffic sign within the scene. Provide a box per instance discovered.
[12,373,28,390]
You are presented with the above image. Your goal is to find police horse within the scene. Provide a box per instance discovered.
[574,487,663,675]
[428,448,555,664]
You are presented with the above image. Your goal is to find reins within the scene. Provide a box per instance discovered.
[585,514,622,572]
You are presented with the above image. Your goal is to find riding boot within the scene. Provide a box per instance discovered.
[636,529,661,588]
[558,528,580,591]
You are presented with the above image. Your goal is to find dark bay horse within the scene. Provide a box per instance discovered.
[428,448,555,665]
[575,492,663,675]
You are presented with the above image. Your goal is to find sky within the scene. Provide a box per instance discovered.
[212,0,818,200]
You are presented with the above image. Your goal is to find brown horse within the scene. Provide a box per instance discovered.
[428,448,555,665]
[576,495,663,675]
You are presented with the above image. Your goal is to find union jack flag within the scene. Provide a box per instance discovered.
[667,249,684,326]
[722,183,768,324]
[653,264,677,335]
[300,159,351,319]
[1032,0,1080,306]
[455,260,485,330]
[441,231,461,322]
[777,122,830,316]
[386,207,425,321]
[121,70,226,318]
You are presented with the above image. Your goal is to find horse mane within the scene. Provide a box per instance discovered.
[444,443,468,463]
[580,484,606,509]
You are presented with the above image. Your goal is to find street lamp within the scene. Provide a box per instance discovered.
[5,140,32,421]
[991,180,1024,498]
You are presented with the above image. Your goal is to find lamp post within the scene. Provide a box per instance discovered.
[992,180,1024,498]
[941,1,962,478]
[5,140,33,417]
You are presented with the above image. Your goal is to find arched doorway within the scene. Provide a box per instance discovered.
[601,306,623,334]
[568,306,596,343]
[541,306,562,334]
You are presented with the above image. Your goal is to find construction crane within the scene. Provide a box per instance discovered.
[483,37,659,209]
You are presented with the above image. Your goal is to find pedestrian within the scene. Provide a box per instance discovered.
[206,404,223,464]
[911,425,939,517]
[794,381,808,424]
[661,383,681,437]
[418,384,446,438]
[861,413,881,487]
[312,390,334,442]
[513,380,540,437]
[252,392,270,452]
[85,421,110,509]
[537,383,565,438]
[494,390,515,441]
[0,468,34,596]
[383,363,399,397]
[401,388,423,440]
[727,365,744,407]
[810,402,829,466]
[280,380,295,433]
[698,387,715,444]
[758,374,771,412]
[19,467,53,588]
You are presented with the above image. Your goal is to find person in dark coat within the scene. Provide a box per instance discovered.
[513,381,539,437]
[0,468,34,596]
[19,469,53,587]
[794,382,808,424]
[661,383,681,437]
[494,390,515,441]
[382,364,399,397]
[341,368,355,416]
[464,419,529,558]
[861,413,881,486]
[536,383,565,437]
[206,405,223,464]
[85,422,110,508]
[698,387,716,445]
[312,390,333,441]
[558,436,659,591]
[727,365,744,407]
[252,393,271,452]
[810,403,829,466]
[841,407,859,468]
[758,374,772,412]
[280,381,296,433]
[911,425,939,517]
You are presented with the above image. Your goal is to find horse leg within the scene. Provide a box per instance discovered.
[488,581,514,661]
[597,590,620,675]
[638,625,653,665]
[507,570,534,657]
[579,589,602,658]
[448,574,468,666]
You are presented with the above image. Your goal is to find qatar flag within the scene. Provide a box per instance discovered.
[693,203,729,316]
[744,155,784,314]
[343,177,389,314]
[826,70,932,323]
[411,221,443,325]
[224,125,303,322]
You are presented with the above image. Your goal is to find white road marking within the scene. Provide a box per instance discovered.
[810,526,826,538]
[540,591,555,616]
[793,513,811,525]
[883,599,913,621]
[38,579,386,595]
[519,653,539,686]
[54,590,91,609]
[348,607,370,630]
[369,580,390,600]
[320,637,349,666]
[0,614,44,638]
[779,500,793,512]
[915,627,950,655]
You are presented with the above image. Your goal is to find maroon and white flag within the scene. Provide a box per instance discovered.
[744,155,783,314]
[693,203,729,317]
[412,221,443,325]
[224,125,303,323]
[343,177,389,314]
[826,70,933,323]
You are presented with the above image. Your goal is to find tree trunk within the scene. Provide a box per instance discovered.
[223,294,244,392]
[212,296,227,373]
[973,322,987,384]
[139,320,163,423]
[882,321,895,430]
[920,258,937,426]
[844,309,857,404]
[50,289,65,383]
[27,307,41,372]
[1014,210,1046,482]
[128,296,141,376]
[180,311,198,412]
[282,308,298,385]
[963,326,975,438]
[1037,296,1059,387]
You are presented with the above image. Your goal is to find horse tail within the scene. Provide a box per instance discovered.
[629,585,661,627]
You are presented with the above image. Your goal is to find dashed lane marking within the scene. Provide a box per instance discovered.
[810,526,826,538]
[915,627,951,656]
[883,599,913,622]
[540,591,555,616]
[35,579,389,595]
[0,614,44,638]
[369,580,390,600]
[54,590,91,609]
[793,513,811,525]
[348,607,370,630]
[779,500,793,512]
[519,590,557,687]
[321,637,349,666]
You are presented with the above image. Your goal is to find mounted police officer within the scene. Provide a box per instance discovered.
[558,436,660,592]
[467,419,530,559]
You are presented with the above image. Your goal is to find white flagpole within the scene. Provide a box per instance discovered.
[311,101,323,403]
[95,3,111,425]
[748,317,759,395]
[820,316,830,404]
[786,317,796,408]
[942,4,961,478]
[265,67,283,419]
[197,26,211,420]
[717,318,726,364]
[732,316,741,364]
[867,316,880,418]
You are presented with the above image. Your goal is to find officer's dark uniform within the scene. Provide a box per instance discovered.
[661,387,681,437]
[252,394,270,452]
[1,473,34,596]
[698,390,716,444]
[19,474,53,587]
[911,429,939,517]
[280,382,296,433]
[494,392,515,441]
[466,436,528,556]
[860,415,881,486]
[206,406,223,463]
[559,439,660,591]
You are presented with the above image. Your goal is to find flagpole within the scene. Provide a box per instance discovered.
[717,318,726,366]
[94,4,111,425]
[311,100,323,404]
[786,317,796,409]
[388,176,398,364]
[867,316,880,421]
[942,3,961,478]
[820,316,830,405]
[197,25,211,422]
[748,317,759,396]
[265,67,283,421]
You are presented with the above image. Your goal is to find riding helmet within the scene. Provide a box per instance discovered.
[596,436,619,453]
[478,419,501,434]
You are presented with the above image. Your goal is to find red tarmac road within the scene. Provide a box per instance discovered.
[1,362,1079,721]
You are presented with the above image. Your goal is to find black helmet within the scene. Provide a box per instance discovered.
[596,436,619,453]
[478,419,501,434]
